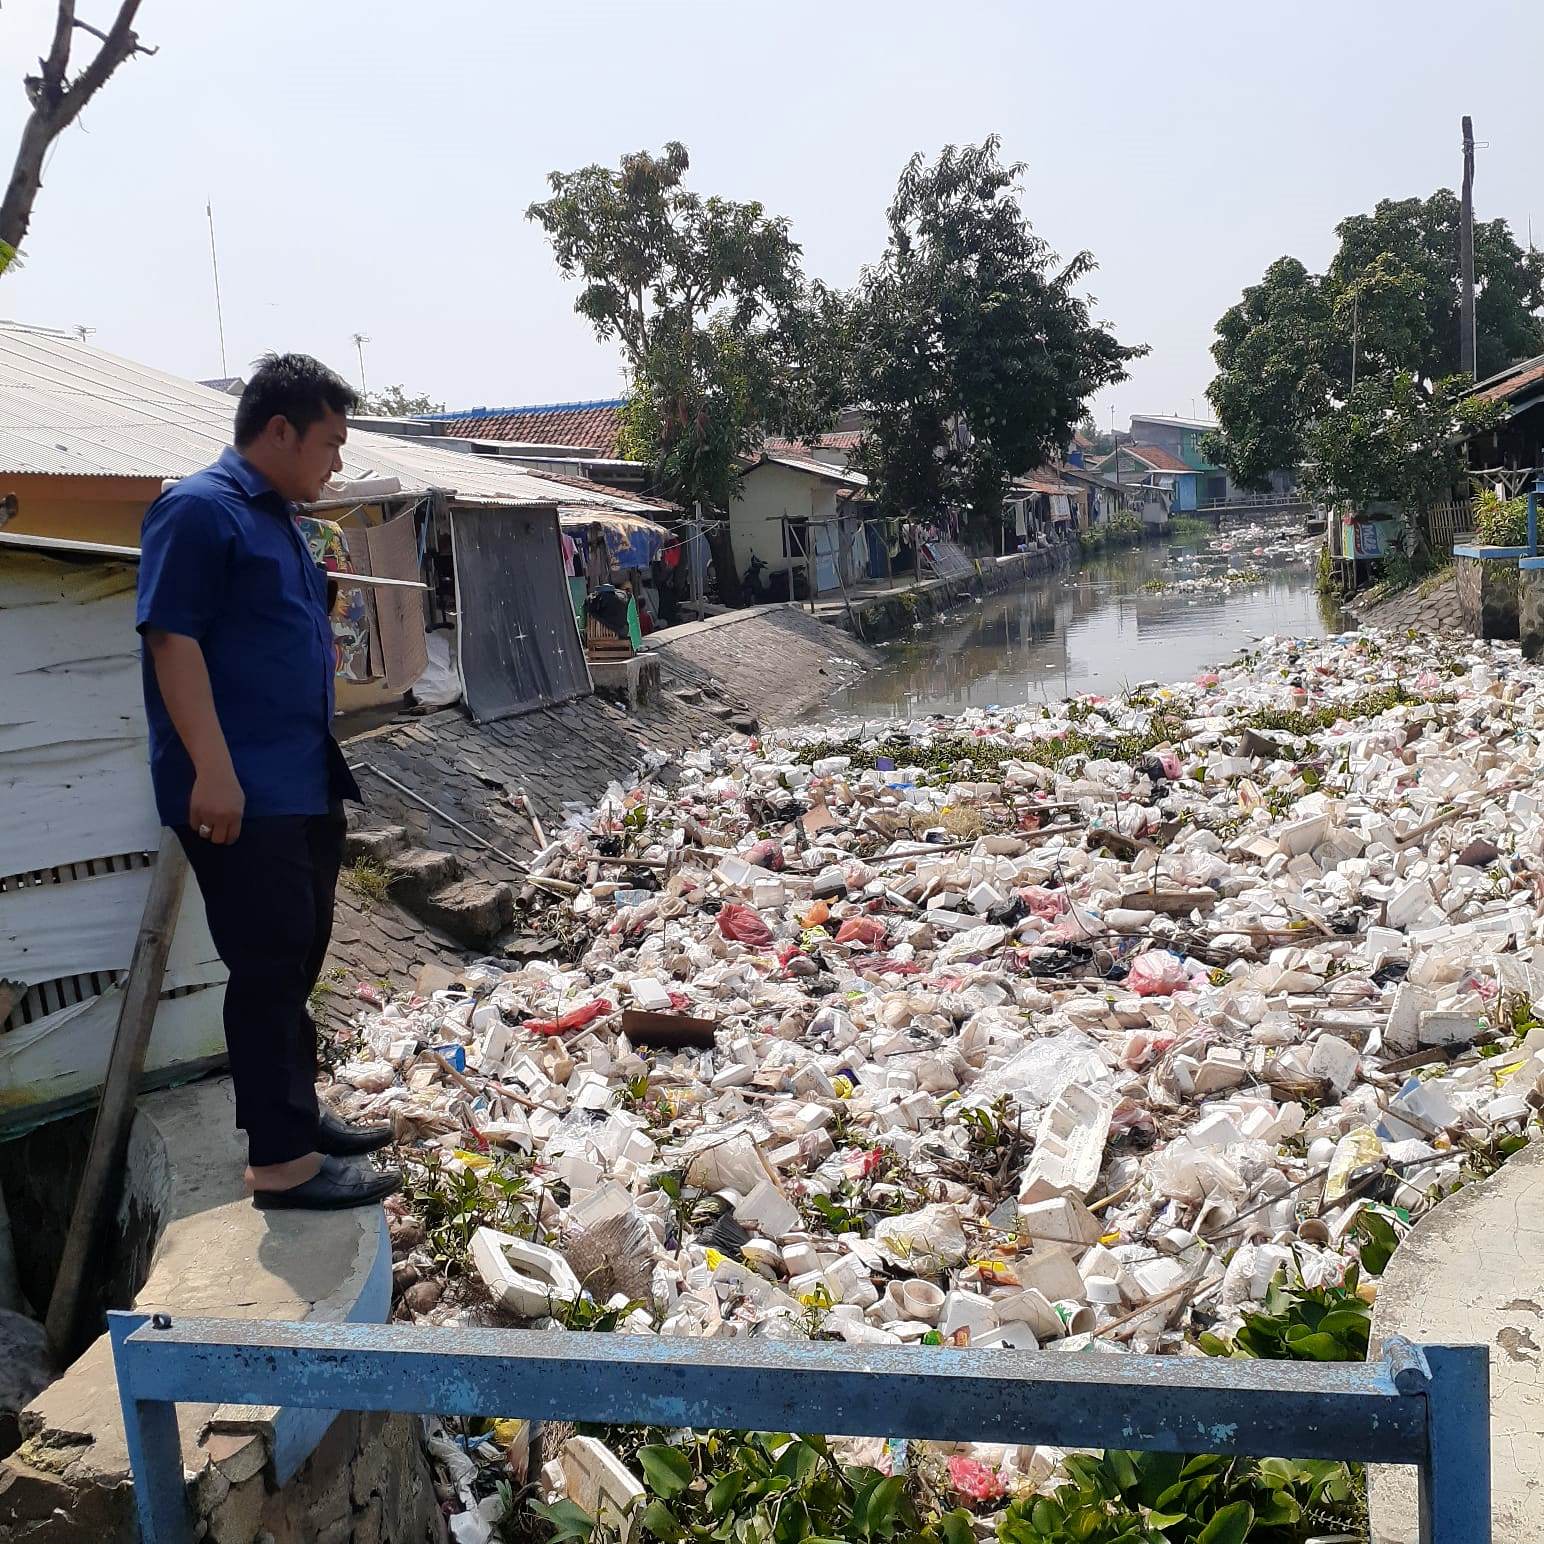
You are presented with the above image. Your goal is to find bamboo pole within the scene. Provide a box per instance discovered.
[45,830,188,1360]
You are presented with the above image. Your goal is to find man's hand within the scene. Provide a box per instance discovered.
[144,630,245,843]
[190,763,245,845]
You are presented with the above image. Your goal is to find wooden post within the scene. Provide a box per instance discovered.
[45,830,189,1361]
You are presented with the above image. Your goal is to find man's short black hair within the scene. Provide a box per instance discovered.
[233,353,358,447]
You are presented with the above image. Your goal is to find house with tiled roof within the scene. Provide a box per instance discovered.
[1464,354,1544,490]
[416,398,626,457]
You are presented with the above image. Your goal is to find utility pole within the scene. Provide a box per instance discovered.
[1460,115,1477,378]
[351,332,371,396]
[206,201,228,378]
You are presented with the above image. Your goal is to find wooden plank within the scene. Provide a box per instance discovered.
[0,866,223,989]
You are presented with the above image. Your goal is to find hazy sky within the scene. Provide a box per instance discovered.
[3,0,1539,429]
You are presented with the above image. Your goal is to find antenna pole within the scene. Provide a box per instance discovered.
[206,201,228,378]
[351,333,371,396]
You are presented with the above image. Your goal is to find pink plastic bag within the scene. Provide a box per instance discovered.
[1126,951,1191,997]
[717,903,774,947]
[834,916,887,948]
[1019,885,1068,921]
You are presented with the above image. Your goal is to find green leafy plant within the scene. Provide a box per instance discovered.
[1474,488,1529,547]
[958,1096,1023,1163]
[998,1450,1364,1544]
[631,1431,920,1544]
[800,1186,864,1237]
[398,1149,535,1274]
[1350,1209,1402,1276]
[554,1294,644,1333]
[1198,1267,1371,1362]
[534,1428,933,1544]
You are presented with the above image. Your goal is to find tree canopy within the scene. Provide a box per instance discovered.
[529,136,1138,590]
[529,143,841,597]
[1205,192,1544,506]
[848,137,1142,529]
[358,384,445,418]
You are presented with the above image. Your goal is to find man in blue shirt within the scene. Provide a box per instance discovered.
[138,354,399,1211]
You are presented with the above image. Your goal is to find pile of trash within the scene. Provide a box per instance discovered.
[329,629,1544,1529]
[1141,565,1266,596]
[1208,522,1320,563]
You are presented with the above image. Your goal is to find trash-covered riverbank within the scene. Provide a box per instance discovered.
[327,628,1544,1539]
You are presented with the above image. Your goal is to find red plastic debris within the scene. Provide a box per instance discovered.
[834,916,887,948]
[522,998,615,1036]
[717,903,774,947]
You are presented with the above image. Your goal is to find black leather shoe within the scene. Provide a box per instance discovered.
[253,1156,402,1211]
[317,1109,395,1157]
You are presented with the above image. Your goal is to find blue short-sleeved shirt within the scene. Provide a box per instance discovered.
[136,446,351,826]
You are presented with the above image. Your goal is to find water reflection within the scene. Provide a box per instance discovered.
[825,523,1343,719]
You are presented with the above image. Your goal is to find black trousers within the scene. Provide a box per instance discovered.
[176,808,346,1166]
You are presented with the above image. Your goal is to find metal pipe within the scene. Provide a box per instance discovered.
[346,760,578,895]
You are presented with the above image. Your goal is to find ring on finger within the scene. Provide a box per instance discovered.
[197,823,213,838]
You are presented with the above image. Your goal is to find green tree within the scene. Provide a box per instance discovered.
[848,136,1142,538]
[1,2,156,277]
[1205,192,1544,504]
[359,384,445,418]
[528,143,842,600]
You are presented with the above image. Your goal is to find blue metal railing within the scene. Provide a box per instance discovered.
[107,1312,1489,1544]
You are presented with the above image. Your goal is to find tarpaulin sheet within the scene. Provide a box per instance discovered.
[451,505,592,722]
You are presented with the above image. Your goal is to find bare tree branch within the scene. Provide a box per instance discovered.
[1,0,155,274]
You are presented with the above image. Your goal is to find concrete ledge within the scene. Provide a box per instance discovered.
[0,1078,389,1540]
[1370,1139,1544,1543]
[642,604,792,650]
[1453,545,1529,561]
[588,653,662,708]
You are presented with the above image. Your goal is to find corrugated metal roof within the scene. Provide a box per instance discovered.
[0,325,657,518]
[747,450,870,490]
[1128,413,1218,432]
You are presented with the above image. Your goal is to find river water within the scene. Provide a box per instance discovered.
[824,520,1342,720]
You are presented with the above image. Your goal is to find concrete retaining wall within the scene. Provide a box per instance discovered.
[837,547,1065,642]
